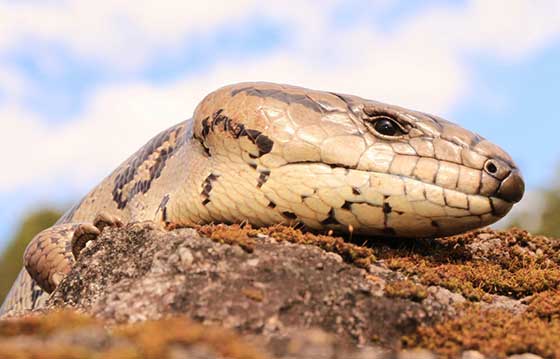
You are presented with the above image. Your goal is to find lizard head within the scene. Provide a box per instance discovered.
[191,82,524,237]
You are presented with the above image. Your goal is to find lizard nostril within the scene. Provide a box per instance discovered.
[483,159,514,181]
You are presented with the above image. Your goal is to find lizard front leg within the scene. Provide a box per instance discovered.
[23,223,79,293]
[24,212,123,293]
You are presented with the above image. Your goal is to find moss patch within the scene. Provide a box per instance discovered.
[525,290,560,319]
[196,224,375,269]
[0,310,267,359]
[374,228,560,358]
[384,280,428,302]
[408,306,560,359]
[0,310,95,337]
[372,228,560,301]
[116,315,266,359]
[197,224,560,302]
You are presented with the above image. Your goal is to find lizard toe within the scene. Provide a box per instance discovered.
[93,212,124,232]
[71,223,100,259]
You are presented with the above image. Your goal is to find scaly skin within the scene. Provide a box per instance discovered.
[0,82,525,318]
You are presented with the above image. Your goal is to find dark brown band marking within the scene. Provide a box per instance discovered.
[199,109,274,157]
[320,208,340,225]
[382,196,394,235]
[31,284,42,307]
[257,170,270,188]
[158,194,171,222]
[282,211,298,220]
[201,173,220,205]
[383,203,392,214]
[112,124,184,209]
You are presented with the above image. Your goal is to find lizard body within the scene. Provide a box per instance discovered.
[0,82,524,317]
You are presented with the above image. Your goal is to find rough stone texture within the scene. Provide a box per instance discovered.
[1,223,558,358]
[47,222,449,351]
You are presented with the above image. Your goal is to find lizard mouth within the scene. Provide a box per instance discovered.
[268,162,515,238]
[281,158,523,203]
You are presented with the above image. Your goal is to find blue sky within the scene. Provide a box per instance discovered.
[0,0,559,249]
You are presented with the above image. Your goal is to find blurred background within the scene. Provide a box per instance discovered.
[1,0,559,300]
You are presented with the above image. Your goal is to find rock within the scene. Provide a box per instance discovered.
[398,349,436,359]
[462,350,486,359]
[47,223,450,349]
[2,224,559,358]
[507,354,544,359]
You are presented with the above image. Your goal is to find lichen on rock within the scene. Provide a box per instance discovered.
[1,223,558,358]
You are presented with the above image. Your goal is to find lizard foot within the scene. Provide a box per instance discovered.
[24,223,79,293]
[24,212,123,294]
[71,212,123,259]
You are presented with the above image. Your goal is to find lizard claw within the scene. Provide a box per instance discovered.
[71,224,100,259]
[93,212,123,232]
[71,212,123,259]
[51,272,65,289]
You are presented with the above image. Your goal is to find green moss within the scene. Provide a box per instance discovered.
[0,310,95,337]
[376,228,560,301]
[386,228,560,358]
[116,316,266,359]
[409,305,560,359]
[384,280,428,302]
[0,310,266,359]
[0,345,94,359]
[196,226,560,305]
[195,223,257,253]
[526,290,560,319]
[196,224,376,269]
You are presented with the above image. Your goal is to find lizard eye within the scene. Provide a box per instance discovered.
[368,117,405,137]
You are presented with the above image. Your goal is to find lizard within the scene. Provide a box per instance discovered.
[0,82,525,318]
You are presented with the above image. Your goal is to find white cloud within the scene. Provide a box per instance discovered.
[0,66,31,100]
[0,0,559,197]
[0,0,340,70]
[0,1,256,67]
[397,0,560,61]
[0,82,189,191]
[1,0,558,68]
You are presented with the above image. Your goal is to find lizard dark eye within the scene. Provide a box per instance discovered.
[369,117,404,137]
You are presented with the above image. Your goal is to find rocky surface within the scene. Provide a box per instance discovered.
[1,222,560,358]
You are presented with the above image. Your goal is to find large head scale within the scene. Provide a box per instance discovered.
[189,82,524,237]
